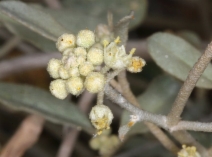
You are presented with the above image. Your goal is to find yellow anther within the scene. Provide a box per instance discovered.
[114,36,121,44]
[103,39,109,47]
[129,48,136,55]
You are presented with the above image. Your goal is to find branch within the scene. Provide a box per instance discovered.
[167,41,212,126]
[105,85,212,133]
[0,114,45,157]
[56,91,95,157]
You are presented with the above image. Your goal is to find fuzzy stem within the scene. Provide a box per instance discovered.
[167,42,212,126]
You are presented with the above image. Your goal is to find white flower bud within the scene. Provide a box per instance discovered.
[47,58,61,79]
[79,62,94,76]
[77,55,86,66]
[58,66,70,79]
[69,67,80,77]
[84,72,105,93]
[87,47,103,65]
[66,77,84,95]
[62,53,78,68]
[127,56,146,73]
[50,79,68,99]
[74,47,87,57]
[89,104,113,135]
[63,48,74,56]
[56,34,76,52]
[76,30,95,48]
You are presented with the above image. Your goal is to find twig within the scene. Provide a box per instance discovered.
[0,114,45,157]
[105,85,212,134]
[117,71,179,153]
[110,79,122,93]
[145,122,179,153]
[56,91,95,157]
[0,36,21,58]
[170,121,212,132]
[0,52,61,79]
[167,41,212,126]
[44,0,62,9]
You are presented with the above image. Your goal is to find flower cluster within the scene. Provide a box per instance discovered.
[47,27,146,135]
[89,130,120,156]
[47,30,105,99]
[178,145,200,157]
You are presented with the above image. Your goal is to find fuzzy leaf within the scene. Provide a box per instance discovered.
[148,32,212,89]
[0,1,69,41]
[0,83,93,134]
[120,75,181,135]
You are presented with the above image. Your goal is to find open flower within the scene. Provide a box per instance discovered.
[89,104,114,135]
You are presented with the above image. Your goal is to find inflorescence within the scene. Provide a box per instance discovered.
[47,27,146,135]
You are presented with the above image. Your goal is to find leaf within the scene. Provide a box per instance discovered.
[61,0,147,31]
[0,83,93,134]
[0,1,69,41]
[148,32,212,89]
[120,75,181,135]
[5,22,56,52]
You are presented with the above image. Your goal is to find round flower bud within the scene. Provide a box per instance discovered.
[47,58,61,79]
[77,55,86,66]
[50,79,68,99]
[87,47,103,65]
[127,56,146,73]
[62,53,78,68]
[74,47,87,57]
[69,67,80,77]
[66,77,84,95]
[58,66,70,79]
[56,33,76,52]
[84,72,105,93]
[79,62,94,76]
[89,104,113,135]
[63,48,74,56]
[76,30,95,48]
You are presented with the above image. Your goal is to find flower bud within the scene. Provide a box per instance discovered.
[66,77,84,95]
[69,67,80,77]
[87,47,104,65]
[47,58,61,79]
[79,62,94,76]
[74,47,87,57]
[56,34,76,52]
[76,30,95,48]
[77,55,86,66]
[58,66,70,79]
[84,72,105,93]
[89,104,113,135]
[50,79,68,99]
[63,48,74,56]
[127,56,146,73]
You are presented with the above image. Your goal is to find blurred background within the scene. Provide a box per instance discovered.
[0,0,212,157]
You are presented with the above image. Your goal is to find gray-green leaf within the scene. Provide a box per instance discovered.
[148,32,212,89]
[0,83,93,134]
[120,75,181,135]
[0,1,69,41]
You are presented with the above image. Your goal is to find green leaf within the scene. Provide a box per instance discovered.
[120,75,181,135]
[0,83,93,134]
[0,1,69,41]
[147,32,212,89]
